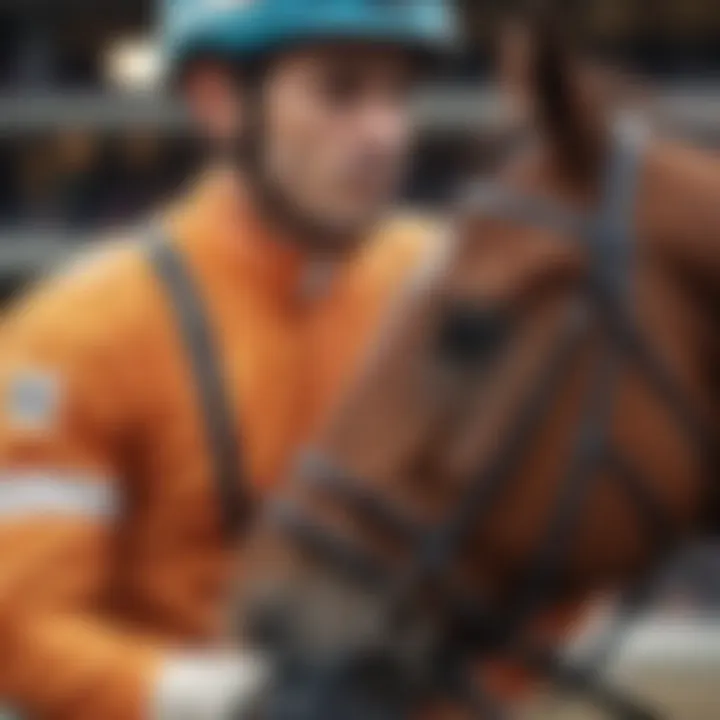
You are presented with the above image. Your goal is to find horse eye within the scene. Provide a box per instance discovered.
[437,301,512,368]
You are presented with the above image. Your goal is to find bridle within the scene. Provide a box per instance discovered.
[269,119,718,720]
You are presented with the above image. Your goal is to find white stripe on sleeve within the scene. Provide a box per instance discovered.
[0,472,119,521]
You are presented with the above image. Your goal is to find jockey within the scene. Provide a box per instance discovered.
[0,1,457,718]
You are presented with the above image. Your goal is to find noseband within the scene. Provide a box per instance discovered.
[271,120,717,720]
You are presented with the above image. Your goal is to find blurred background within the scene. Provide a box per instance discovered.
[3,1,720,299]
[0,1,719,715]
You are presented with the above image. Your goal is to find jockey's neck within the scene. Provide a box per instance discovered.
[228,166,360,303]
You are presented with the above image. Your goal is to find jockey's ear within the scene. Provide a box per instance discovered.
[181,59,245,150]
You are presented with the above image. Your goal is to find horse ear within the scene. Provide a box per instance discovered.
[500,3,609,186]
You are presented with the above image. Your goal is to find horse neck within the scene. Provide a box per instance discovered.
[638,140,720,296]
[505,134,720,303]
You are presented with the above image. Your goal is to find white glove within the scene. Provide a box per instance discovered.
[152,651,271,720]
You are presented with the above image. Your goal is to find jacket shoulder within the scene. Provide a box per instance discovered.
[2,234,158,361]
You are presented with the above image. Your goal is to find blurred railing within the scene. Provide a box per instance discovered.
[1,84,720,134]
[0,230,86,298]
[2,84,720,292]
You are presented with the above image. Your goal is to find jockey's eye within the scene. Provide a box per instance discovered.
[437,302,512,369]
[318,67,368,108]
[314,63,413,110]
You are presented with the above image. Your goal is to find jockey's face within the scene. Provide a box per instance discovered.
[184,45,419,245]
[259,44,417,242]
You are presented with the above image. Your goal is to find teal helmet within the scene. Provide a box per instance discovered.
[162,0,458,72]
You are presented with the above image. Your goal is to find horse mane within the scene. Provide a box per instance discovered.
[514,1,608,186]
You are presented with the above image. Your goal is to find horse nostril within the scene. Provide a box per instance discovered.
[438,301,512,368]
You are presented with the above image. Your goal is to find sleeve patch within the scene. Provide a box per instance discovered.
[3,370,63,433]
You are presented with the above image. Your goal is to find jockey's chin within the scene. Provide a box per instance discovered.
[263,166,404,250]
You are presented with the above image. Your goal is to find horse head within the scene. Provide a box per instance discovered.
[237,6,720,718]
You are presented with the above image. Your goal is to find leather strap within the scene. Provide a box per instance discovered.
[148,235,248,541]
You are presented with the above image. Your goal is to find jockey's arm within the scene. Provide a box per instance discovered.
[0,275,267,720]
[0,288,159,719]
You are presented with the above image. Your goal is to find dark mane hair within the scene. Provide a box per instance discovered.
[514,1,607,184]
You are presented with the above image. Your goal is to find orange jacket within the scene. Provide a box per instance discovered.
[0,170,435,719]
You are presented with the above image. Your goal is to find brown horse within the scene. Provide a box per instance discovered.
[237,12,720,720]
